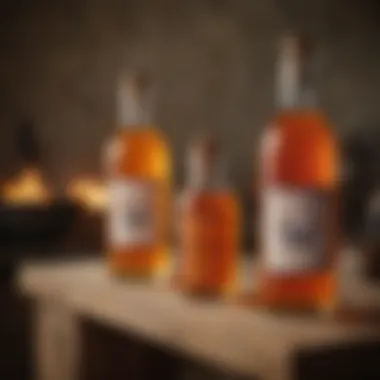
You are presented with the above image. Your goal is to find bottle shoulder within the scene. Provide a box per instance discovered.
[259,110,339,186]
[272,109,336,138]
[104,127,172,177]
[178,188,239,208]
[116,126,168,144]
[261,109,338,153]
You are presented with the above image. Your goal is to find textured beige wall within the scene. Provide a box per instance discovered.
[0,0,379,192]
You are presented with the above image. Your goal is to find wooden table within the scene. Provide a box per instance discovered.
[17,252,380,380]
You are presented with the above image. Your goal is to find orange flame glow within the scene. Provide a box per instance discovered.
[66,178,106,212]
[2,168,51,205]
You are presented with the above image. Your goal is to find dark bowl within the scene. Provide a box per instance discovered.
[0,199,80,251]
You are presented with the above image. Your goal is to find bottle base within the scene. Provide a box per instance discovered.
[107,248,171,280]
[181,287,233,301]
[108,264,156,280]
[178,279,237,301]
[256,300,336,318]
[257,271,336,316]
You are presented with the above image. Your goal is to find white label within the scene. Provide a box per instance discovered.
[262,187,328,274]
[108,180,155,246]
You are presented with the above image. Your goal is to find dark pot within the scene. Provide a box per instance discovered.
[0,199,80,251]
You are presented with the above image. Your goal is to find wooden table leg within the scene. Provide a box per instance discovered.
[34,300,81,380]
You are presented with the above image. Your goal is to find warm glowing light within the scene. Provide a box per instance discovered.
[67,178,106,212]
[2,168,51,205]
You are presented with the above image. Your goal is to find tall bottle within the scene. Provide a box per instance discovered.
[105,72,172,278]
[177,135,239,297]
[258,34,339,312]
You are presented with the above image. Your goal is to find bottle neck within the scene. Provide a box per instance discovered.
[276,37,317,111]
[186,150,228,190]
[116,73,154,128]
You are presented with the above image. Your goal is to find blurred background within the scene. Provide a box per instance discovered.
[0,0,379,188]
[0,0,378,251]
[1,0,380,379]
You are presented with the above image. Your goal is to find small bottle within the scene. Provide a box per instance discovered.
[105,71,172,278]
[177,135,239,297]
[257,34,340,313]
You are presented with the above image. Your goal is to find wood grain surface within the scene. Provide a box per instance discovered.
[17,250,380,380]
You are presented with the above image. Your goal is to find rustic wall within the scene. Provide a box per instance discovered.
[0,0,379,192]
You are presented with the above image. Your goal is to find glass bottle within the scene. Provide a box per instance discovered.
[257,34,340,313]
[177,135,240,297]
[105,72,172,278]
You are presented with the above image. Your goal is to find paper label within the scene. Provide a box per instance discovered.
[108,180,155,246]
[262,187,328,274]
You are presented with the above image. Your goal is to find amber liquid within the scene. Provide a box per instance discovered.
[258,110,339,313]
[106,127,172,278]
[178,190,239,297]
